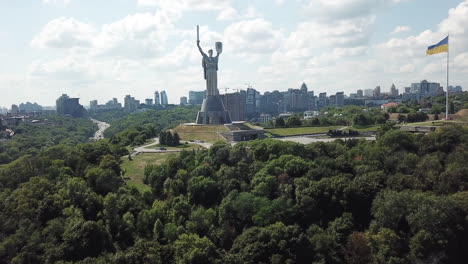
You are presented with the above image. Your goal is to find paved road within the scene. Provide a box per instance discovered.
[132,138,211,155]
[90,119,110,141]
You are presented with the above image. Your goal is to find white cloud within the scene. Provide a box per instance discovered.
[137,0,231,10]
[217,7,239,21]
[224,19,283,56]
[93,12,176,59]
[31,17,96,49]
[392,25,411,34]
[399,63,415,73]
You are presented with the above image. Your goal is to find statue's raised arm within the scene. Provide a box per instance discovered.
[197,41,207,58]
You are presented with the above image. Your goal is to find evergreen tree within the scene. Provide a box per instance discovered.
[159,131,166,145]
[173,132,180,146]
[165,131,174,146]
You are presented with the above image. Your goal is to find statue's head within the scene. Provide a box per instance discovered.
[208,49,213,57]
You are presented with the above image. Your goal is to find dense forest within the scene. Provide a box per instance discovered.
[1,120,467,263]
[93,106,198,146]
[95,106,198,138]
[0,116,96,165]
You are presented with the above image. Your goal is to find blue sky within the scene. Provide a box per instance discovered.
[1,0,467,107]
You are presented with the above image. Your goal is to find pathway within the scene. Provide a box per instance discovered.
[131,138,212,156]
[90,118,110,141]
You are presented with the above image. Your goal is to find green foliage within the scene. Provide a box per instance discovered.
[0,116,96,165]
[104,106,198,138]
[274,117,285,127]
[1,122,468,263]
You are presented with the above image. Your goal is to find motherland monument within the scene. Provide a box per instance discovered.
[195,25,232,125]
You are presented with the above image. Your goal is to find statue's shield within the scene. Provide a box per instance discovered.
[216,42,223,54]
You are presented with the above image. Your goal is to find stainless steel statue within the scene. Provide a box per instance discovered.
[197,25,222,96]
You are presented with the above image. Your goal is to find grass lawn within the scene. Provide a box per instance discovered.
[121,153,175,193]
[144,143,202,150]
[265,126,342,136]
[174,124,228,142]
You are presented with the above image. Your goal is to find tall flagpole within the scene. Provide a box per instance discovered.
[446,34,449,119]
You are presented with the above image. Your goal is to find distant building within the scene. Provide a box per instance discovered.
[56,94,86,117]
[124,95,139,112]
[318,92,327,109]
[364,89,373,97]
[336,92,344,107]
[189,91,206,105]
[154,91,160,106]
[160,91,168,107]
[90,100,98,110]
[448,85,463,93]
[307,91,316,110]
[10,104,19,114]
[373,86,381,97]
[329,95,336,106]
[390,84,399,97]
[246,88,257,115]
[357,89,363,98]
[145,99,153,106]
[259,113,272,123]
[404,80,441,100]
[381,102,399,112]
[222,92,246,121]
[19,102,42,113]
[304,111,318,120]
[180,96,188,105]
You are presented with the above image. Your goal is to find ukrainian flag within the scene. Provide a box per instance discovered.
[426,36,448,55]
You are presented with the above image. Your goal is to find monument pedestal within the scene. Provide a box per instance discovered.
[196,95,232,125]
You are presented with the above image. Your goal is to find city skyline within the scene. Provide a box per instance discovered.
[1,0,468,107]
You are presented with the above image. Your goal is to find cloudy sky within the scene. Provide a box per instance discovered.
[1,0,467,107]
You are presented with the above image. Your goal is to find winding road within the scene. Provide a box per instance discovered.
[90,119,110,141]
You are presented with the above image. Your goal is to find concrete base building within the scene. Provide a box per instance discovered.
[196,95,232,125]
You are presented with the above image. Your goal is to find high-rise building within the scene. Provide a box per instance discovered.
[390,84,399,97]
[357,89,363,98]
[246,88,256,115]
[373,86,381,97]
[336,92,344,107]
[90,100,98,110]
[448,85,463,93]
[180,96,188,105]
[56,94,86,117]
[124,95,139,112]
[221,92,246,121]
[318,92,327,109]
[189,91,206,105]
[18,102,42,113]
[160,91,168,107]
[154,91,160,106]
[11,104,19,114]
[307,91,315,110]
[406,80,441,100]
[329,95,336,106]
[145,99,153,106]
[364,89,373,97]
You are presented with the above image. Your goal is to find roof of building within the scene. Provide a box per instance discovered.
[381,102,399,107]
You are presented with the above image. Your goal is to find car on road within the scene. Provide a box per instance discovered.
[155,147,167,150]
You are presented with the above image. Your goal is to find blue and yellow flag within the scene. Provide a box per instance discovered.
[426,36,448,55]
